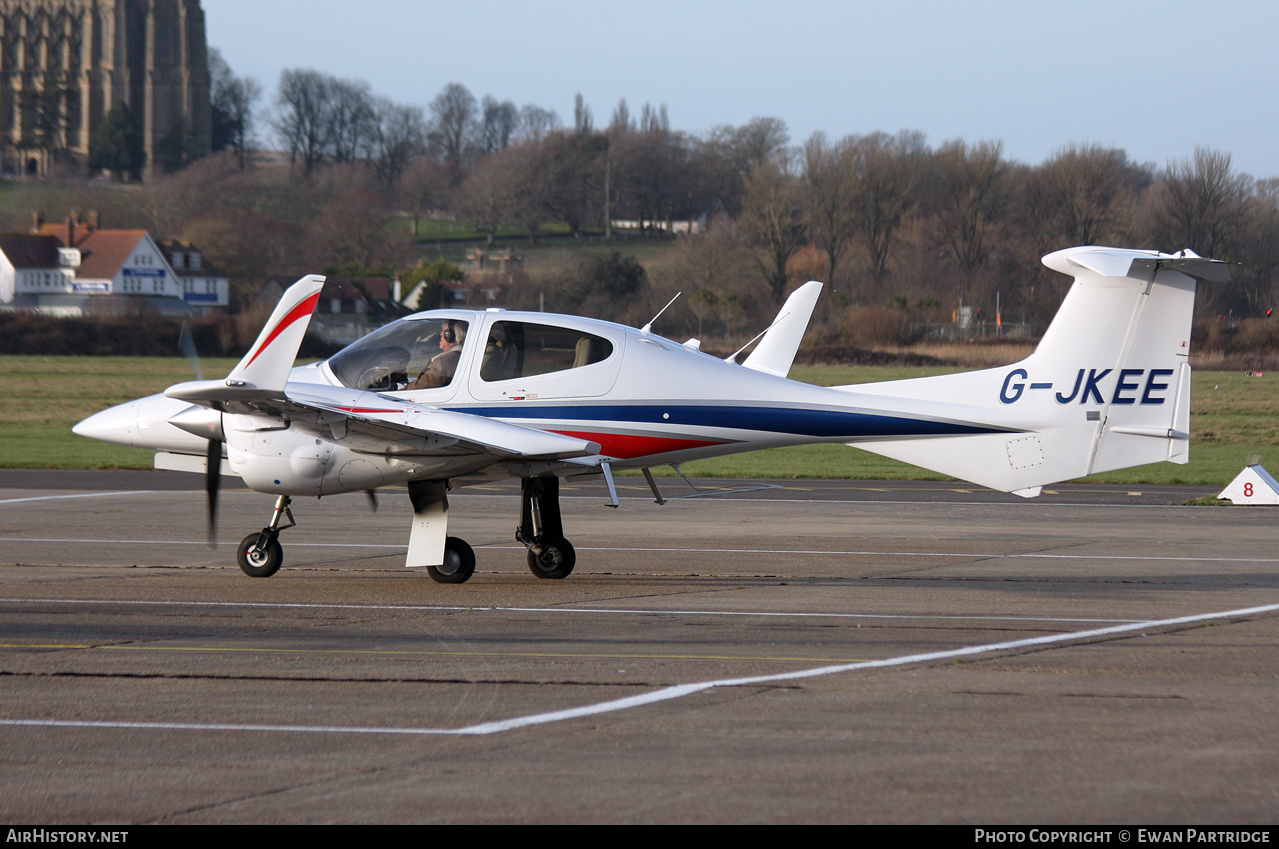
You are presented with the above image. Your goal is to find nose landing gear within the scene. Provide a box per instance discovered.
[236,495,295,577]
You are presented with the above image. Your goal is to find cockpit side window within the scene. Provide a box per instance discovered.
[328,318,469,391]
[479,321,614,382]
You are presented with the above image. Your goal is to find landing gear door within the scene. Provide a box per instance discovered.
[468,318,625,402]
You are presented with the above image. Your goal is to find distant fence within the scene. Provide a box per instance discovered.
[911,321,1042,342]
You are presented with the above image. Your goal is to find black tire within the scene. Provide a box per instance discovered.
[426,536,476,584]
[527,538,575,579]
[237,532,283,578]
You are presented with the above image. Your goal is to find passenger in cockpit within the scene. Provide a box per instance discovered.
[406,320,467,389]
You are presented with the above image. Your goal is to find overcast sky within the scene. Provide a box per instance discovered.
[206,0,1279,178]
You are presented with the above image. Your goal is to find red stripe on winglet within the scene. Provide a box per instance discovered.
[246,292,321,366]
[550,430,724,460]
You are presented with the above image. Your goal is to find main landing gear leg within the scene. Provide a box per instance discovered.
[518,475,576,579]
[408,479,475,584]
[237,494,295,577]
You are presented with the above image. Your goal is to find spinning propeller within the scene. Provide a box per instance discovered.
[178,322,222,543]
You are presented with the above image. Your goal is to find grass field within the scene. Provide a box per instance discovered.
[2,355,1277,486]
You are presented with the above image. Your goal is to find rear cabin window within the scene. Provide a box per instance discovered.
[480,321,614,382]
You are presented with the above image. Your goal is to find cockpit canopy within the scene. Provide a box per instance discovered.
[327,314,617,392]
[327,317,467,391]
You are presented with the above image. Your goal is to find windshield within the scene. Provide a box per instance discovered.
[327,317,470,391]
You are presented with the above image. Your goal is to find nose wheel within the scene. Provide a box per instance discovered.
[237,531,283,577]
[235,495,294,578]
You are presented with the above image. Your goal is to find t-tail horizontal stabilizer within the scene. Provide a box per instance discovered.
[837,247,1229,494]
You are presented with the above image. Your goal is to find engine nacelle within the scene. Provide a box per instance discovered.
[226,415,443,496]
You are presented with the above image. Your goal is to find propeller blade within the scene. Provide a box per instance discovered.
[205,439,221,544]
[178,321,204,381]
[366,489,379,513]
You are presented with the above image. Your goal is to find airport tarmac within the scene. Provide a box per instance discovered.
[0,470,1276,824]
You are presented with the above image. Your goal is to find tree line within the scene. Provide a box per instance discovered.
[9,58,1279,353]
[251,67,1278,322]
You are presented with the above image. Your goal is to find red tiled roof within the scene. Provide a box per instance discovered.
[37,225,146,281]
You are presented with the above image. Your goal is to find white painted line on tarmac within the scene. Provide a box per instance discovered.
[0,537,405,549]
[3,602,1275,738]
[0,596,1138,624]
[0,718,455,736]
[0,491,155,504]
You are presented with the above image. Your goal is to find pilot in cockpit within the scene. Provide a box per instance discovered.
[406,319,467,389]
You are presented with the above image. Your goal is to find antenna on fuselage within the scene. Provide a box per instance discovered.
[724,311,789,364]
[640,292,681,335]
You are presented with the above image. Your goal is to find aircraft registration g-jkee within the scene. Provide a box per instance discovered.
[74,245,1229,584]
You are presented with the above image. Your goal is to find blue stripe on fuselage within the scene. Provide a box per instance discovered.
[450,404,1005,438]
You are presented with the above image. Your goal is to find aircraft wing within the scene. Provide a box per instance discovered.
[170,380,600,460]
[283,388,601,460]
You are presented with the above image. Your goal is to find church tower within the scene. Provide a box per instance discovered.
[0,0,211,178]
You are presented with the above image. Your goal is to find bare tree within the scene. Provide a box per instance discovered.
[307,188,404,270]
[731,117,790,172]
[273,69,334,176]
[610,114,696,234]
[803,131,857,285]
[516,104,559,143]
[456,147,521,245]
[397,155,450,236]
[209,49,261,170]
[327,78,377,163]
[479,96,519,154]
[610,98,632,131]
[662,227,759,336]
[698,117,789,216]
[367,99,426,186]
[740,153,806,302]
[1150,147,1250,258]
[639,102,669,134]
[854,130,927,284]
[574,92,594,135]
[931,139,1009,278]
[428,82,478,172]
[1233,178,1279,314]
[1031,144,1143,247]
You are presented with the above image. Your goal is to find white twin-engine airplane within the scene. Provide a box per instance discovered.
[74,246,1229,584]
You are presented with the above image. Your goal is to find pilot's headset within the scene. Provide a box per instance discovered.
[443,321,465,345]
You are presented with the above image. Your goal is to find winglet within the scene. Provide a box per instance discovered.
[742,280,823,377]
[226,274,326,391]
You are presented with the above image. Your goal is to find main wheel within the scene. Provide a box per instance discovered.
[527,538,575,579]
[427,536,476,584]
[237,532,283,578]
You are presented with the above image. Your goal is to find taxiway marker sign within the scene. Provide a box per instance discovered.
[1218,464,1279,504]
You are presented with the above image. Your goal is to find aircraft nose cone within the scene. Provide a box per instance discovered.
[73,401,138,447]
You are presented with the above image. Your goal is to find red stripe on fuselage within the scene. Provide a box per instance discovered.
[550,430,725,460]
[246,292,322,367]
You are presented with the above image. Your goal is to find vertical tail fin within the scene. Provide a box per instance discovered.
[838,247,1228,492]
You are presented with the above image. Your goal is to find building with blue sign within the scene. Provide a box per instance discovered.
[0,215,228,315]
